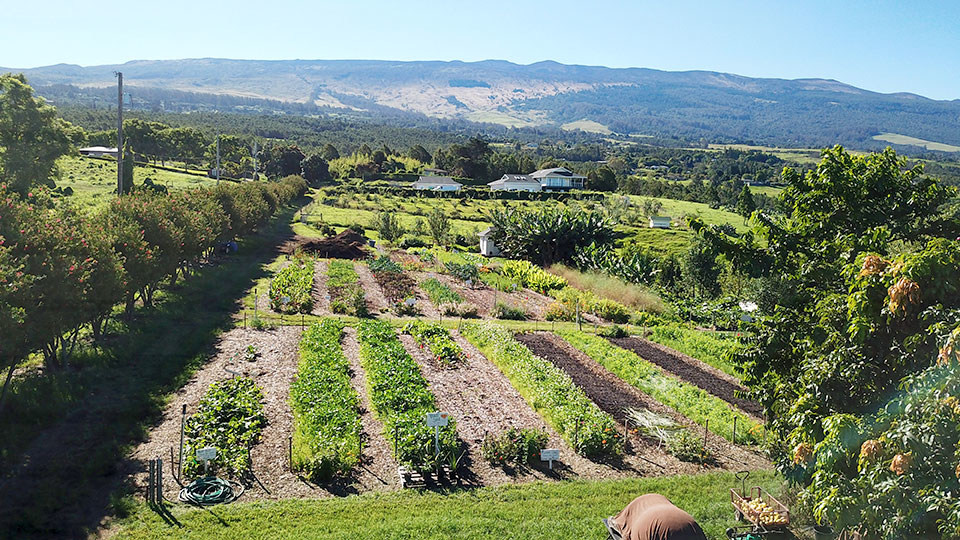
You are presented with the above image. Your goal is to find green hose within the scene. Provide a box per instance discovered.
[178,476,243,506]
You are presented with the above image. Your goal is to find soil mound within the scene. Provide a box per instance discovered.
[281,230,369,259]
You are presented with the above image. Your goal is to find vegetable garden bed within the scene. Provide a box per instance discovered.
[460,322,621,457]
[290,319,362,481]
[557,331,761,444]
[269,253,315,314]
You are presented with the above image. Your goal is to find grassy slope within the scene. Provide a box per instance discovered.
[872,133,960,153]
[110,470,780,540]
[55,155,218,211]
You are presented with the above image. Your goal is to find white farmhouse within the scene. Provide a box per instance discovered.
[487,174,542,192]
[412,175,463,192]
[528,167,585,190]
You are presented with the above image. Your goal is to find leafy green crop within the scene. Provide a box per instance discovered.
[327,260,367,317]
[357,320,457,468]
[556,331,759,444]
[646,324,741,379]
[460,322,621,457]
[183,377,266,478]
[290,319,361,482]
[403,320,464,365]
[269,253,314,313]
[420,278,462,306]
[502,260,567,294]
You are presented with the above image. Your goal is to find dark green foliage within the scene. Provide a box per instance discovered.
[492,302,527,321]
[402,320,464,365]
[371,211,405,243]
[489,206,614,265]
[367,255,402,274]
[183,377,266,479]
[357,320,457,468]
[290,319,361,482]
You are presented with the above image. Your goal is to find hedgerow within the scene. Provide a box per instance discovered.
[460,322,621,457]
[556,330,759,444]
[0,175,307,374]
[356,320,457,468]
[290,319,361,481]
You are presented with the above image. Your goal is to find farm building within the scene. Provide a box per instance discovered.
[412,175,463,191]
[529,167,586,190]
[649,216,672,229]
[78,146,119,158]
[477,227,500,257]
[487,174,543,192]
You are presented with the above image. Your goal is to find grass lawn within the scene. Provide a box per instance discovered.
[54,155,218,211]
[109,470,781,540]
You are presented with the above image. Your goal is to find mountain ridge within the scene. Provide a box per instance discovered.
[5,58,959,150]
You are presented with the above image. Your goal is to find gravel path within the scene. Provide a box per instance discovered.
[311,259,330,316]
[354,264,389,315]
[611,336,763,419]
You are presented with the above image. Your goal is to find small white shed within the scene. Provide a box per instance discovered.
[649,216,672,229]
[477,227,500,257]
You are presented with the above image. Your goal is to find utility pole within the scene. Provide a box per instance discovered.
[215,133,221,184]
[116,71,123,195]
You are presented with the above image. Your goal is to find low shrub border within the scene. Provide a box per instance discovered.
[402,320,464,366]
[460,322,621,457]
[269,253,315,313]
[183,377,267,478]
[356,320,457,468]
[290,319,361,481]
[555,331,759,444]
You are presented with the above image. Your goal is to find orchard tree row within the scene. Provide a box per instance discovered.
[0,175,307,408]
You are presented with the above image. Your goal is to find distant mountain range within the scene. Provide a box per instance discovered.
[6,58,960,152]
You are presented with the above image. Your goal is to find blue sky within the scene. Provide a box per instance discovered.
[2,0,958,99]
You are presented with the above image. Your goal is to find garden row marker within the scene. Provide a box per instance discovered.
[733,416,738,446]
[288,436,293,472]
[197,446,217,476]
[703,420,710,465]
[425,412,449,457]
[178,404,186,482]
[540,448,560,470]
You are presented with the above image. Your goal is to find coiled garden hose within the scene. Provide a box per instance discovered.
[178,476,243,506]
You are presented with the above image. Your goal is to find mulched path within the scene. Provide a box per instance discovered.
[610,337,763,419]
[354,264,389,315]
[311,259,330,316]
[515,332,768,471]
[130,326,315,501]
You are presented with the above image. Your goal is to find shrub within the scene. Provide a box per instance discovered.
[444,261,479,283]
[400,237,429,249]
[370,212,405,243]
[290,319,361,481]
[482,427,549,467]
[441,303,479,319]
[598,325,629,338]
[461,322,621,457]
[183,378,266,478]
[368,254,402,274]
[492,301,527,321]
[489,206,615,265]
[502,260,566,293]
[591,298,631,324]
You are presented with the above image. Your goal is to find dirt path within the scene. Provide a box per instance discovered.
[354,264,389,315]
[130,327,311,500]
[611,337,763,419]
[515,332,768,471]
[311,259,330,316]
[341,326,400,492]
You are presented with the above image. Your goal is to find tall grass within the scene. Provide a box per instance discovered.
[547,264,667,313]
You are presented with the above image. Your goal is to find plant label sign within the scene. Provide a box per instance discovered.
[540,448,560,470]
[426,412,449,427]
[197,447,218,462]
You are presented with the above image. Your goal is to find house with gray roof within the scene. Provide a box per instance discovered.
[528,167,586,190]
